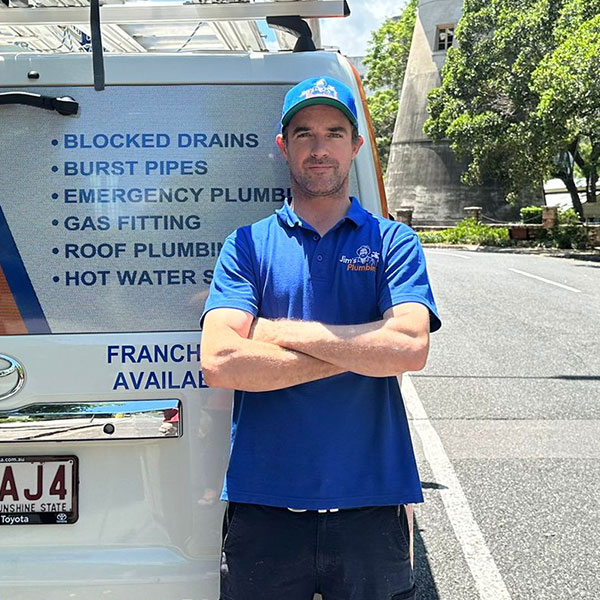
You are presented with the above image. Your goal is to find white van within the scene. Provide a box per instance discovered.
[0,26,390,598]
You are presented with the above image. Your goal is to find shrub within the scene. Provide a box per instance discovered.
[417,218,511,246]
[418,230,448,244]
[520,206,544,223]
[534,208,587,248]
[520,206,581,226]
[537,225,589,249]
[418,214,590,249]
[558,208,580,225]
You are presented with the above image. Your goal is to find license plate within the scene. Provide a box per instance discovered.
[0,456,78,525]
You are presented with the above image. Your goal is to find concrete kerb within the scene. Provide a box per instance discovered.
[421,243,600,262]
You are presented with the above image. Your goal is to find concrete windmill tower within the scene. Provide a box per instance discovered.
[385,0,528,224]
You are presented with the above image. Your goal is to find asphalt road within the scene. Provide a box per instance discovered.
[408,249,600,600]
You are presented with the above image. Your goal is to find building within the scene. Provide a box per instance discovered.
[385,0,535,225]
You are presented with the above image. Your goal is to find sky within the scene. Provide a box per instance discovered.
[320,0,408,57]
[259,0,408,58]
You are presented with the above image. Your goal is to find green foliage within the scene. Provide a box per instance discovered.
[536,224,589,249]
[520,205,581,225]
[520,206,544,223]
[518,206,587,247]
[363,0,417,170]
[417,218,511,246]
[531,14,600,208]
[363,0,418,93]
[554,0,600,38]
[558,208,581,225]
[417,214,589,248]
[424,0,600,219]
[545,206,588,248]
[366,89,398,171]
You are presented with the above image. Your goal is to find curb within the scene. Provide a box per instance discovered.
[421,244,600,262]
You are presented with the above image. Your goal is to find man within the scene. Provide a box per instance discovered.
[201,76,441,600]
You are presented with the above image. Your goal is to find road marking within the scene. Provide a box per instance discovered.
[402,375,512,600]
[508,268,581,293]
[426,250,472,260]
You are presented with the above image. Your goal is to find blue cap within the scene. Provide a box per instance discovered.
[281,76,359,130]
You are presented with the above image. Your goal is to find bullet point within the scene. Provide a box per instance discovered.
[52,193,58,200]
[52,248,59,255]
[52,219,59,226]
[52,276,60,283]
[51,165,58,173]
[51,139,58,146]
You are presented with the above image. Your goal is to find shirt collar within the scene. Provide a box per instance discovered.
[344,196,368,227]
[276,200,303,228]
[276,196,368,229]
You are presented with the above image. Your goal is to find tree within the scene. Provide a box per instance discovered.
[363,0,417,170]
[424,0,600,219]
[363,0,418,92]
[533,12,600,211]
[366,89,398,171]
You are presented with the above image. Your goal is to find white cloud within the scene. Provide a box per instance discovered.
[320,0,407,57]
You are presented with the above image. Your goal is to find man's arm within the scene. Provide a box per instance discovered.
[201,308,345,392]
[250,302,431,378]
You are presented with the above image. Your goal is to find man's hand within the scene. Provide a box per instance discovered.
[249,303,431,377]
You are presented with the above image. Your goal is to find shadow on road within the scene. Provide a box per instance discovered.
[412,374,600,381]
[414,516,441,600]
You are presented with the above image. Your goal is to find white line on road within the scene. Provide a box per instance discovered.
[402,374,512,600]
[426,250,473,260]
[508,268,581,293]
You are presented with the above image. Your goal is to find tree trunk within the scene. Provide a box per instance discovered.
[587,171,597,204]
[589,144,599,203]
[561,175,584,220]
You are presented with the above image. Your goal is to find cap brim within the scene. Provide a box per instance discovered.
[281,97,358,129]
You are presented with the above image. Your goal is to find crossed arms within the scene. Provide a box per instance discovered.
[200,302,431,392]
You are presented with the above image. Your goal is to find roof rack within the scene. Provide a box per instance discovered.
[0,1,348,26]
[0,0,350,90]
[0,0,348,54]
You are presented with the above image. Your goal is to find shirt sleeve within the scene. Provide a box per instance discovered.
[200,227,260,326]
[377,229,441,332]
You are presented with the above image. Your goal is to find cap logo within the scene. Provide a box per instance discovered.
[300,78,338,101]
[282,76,358,130]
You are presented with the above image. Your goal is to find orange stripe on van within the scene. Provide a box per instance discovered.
[0,263,27,335]
[348,60,390,218]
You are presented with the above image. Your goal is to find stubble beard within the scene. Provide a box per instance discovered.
[290,162,349,198]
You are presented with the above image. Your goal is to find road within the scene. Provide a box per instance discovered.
[408,249,600,600]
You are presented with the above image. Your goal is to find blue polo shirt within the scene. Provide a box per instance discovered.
[202,197,441,509]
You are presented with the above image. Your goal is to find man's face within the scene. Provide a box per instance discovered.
[277,105,364,198]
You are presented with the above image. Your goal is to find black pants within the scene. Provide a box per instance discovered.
[220,503,415,600]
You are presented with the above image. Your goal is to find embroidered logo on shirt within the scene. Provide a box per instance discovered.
[339,245,380,272]
[300,78,338,100]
